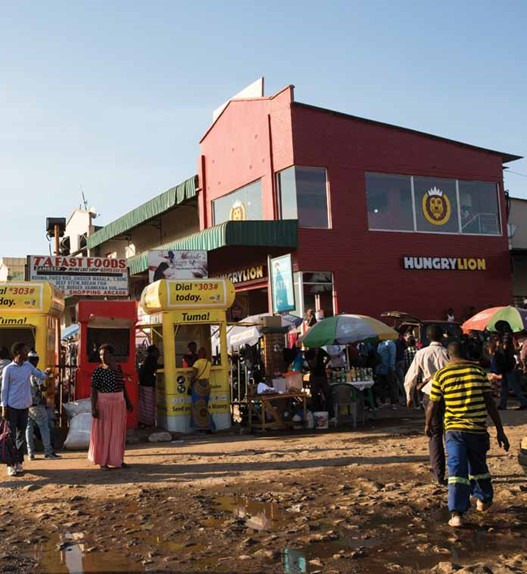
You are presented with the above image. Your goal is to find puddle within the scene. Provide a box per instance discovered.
[280,503,527,574]
[213,496,287,531]
[33,531,143,573]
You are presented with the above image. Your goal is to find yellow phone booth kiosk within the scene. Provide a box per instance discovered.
[0,282,64,393]
[140,278,235,433]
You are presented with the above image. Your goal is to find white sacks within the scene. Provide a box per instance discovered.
[63,399,92,450]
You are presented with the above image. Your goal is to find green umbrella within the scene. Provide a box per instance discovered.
[299,314,398,348]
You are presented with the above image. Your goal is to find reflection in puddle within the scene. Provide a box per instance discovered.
[34,530,143,574]
[283,548,307,573]
[63,532,84,573]
[213,496,286,531]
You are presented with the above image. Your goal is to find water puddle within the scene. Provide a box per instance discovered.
[212,495,287,531]
[33,531,143,573]
[281,503,527,573]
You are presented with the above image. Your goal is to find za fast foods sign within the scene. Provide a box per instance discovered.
[28,256,129,296]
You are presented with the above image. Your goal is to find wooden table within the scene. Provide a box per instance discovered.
[247,391,308,432]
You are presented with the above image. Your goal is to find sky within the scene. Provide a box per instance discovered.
[1,0,526,257]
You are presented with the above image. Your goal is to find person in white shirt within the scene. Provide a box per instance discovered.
[404,325,449,486]
[1,342,50,476]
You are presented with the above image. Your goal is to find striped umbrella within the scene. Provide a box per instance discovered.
[462,306,527,333]
[299,314,398,348]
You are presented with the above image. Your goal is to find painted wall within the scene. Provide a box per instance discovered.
[199,86,295,229]
[291,104,512,320]
[199,88,514,320]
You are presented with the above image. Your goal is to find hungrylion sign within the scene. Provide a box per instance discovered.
[422,186,451,226]
[403,257,486,271]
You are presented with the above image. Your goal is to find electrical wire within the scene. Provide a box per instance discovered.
[505,170,527,178]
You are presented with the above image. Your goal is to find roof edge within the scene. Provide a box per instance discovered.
[87,175,198,250]
[293,102,522,164]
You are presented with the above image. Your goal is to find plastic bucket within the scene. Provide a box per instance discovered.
[314,411,329,430]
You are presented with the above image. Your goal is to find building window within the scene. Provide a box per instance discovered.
[212,180,263,225]
[414,177,459,234]
[302,272,334,318]
[277,166,330,228]
[366,171,501,236]
[459,181,500,235]
[366,173,413,231]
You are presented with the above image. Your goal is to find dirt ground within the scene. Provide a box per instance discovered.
[1,407,526,574]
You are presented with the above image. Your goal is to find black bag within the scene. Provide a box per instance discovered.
[0,420,17,466]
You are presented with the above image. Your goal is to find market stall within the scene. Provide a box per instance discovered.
[0,281,64,402]
[139,278,235,433]
[75,300,138,428]
[300,314,398,426]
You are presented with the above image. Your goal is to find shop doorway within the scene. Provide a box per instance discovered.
[229,288,269,322]
[0,328,35,356]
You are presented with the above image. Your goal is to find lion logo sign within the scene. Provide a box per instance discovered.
[229,200,247,221]
[422,186,451,226]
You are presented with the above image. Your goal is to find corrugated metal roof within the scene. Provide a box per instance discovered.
[87,175,198,250]
[127,220,298,276]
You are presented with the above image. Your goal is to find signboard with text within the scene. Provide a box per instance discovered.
[28,255,129,297]
[0,283,44,312]
[269,254,295,314]
[148,250,208,283]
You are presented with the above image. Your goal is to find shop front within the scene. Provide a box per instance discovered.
[139,278,235,433]
[0,281,64,401]
[75,300,138,429]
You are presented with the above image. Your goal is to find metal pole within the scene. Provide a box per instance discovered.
[53,224,60,255]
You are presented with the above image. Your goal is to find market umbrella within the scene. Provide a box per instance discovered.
[299,314,398,348]
[462,306,527,334]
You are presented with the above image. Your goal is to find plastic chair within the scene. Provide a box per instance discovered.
[330,383,364,428]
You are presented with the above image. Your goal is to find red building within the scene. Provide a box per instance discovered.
[198,84,520,321]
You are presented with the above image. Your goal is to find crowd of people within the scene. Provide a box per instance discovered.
[1,313,524,529]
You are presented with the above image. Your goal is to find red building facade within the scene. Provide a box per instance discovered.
[198,85,519,321]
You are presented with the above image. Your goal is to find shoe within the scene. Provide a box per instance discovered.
[120,462,130,468]
[15,463,23,474]
[448,513,464,528]
[28,454,35,461]
[476,499,493,512]
[7,466,16,477]
[99,465,110,471]
[45,453,61,459]
[434,477,448,487]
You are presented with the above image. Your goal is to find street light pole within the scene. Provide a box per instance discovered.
[54,224,60,256]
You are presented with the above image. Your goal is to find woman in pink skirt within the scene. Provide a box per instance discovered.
[88,344,133,470]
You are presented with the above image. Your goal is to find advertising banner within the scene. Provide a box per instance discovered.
[269,254,295,314]
[141,278,236,313]
[0,283,44,312]
[28,255,129,297]
[148,250,208,283]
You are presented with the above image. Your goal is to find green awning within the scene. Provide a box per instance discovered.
[87,175,198,250]
[127,220,298,276]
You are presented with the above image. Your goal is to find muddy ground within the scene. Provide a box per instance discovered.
[1,407,526,574]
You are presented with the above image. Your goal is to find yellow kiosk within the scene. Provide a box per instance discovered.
[140,278,235,433]
[0,282,64,397]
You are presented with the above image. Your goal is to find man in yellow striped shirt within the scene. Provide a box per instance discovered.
[426,341,509,528]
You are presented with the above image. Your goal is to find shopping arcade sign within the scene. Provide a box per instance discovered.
[28,255,129,296]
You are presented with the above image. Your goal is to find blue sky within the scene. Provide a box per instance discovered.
[1,0,526,256]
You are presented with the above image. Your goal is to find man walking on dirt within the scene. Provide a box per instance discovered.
[426,341,509,528]
[1,342,51,476]
[404,325,449,485]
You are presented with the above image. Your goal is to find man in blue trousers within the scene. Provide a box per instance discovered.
[425,341,510,528]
